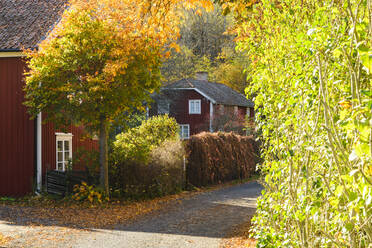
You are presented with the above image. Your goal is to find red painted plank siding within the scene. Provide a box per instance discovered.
[168,90,211,135]
[149,89,252,135]
[42,121,98,175]
[0,57,35,196]
[0,57,98,196]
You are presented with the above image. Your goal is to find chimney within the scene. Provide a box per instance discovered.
[195,71,208,81]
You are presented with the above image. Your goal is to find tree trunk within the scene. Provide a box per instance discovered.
[99,116,109,195]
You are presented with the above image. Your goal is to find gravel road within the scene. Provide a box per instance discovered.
[73,181,262,248]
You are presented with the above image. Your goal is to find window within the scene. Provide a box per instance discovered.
[157,100,170,114]
[55,133,73,171]
[179,124,190,139]
[189,100,201,114]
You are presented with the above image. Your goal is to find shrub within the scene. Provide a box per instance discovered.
[110,115,184,199]
[149,139,186,195]
[112,115,179,164]
[185,132,258,187]
[72,182,108,204]
[110,139,185,199]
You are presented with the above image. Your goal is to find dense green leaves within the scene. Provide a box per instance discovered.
[113,115,179,164]
[225,0,372,246]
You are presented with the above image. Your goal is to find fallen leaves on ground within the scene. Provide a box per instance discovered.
[0,178,258,248]
[0,232,12,246]
[0,192,197,229]
[220,218,257,248]
[0,177,258,230]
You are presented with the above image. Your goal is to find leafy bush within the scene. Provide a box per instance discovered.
[149,139,186,194]
[185,132,258,187]
[72,182,108,204]
[110,139,185,199]
[110,115,184,199]
[112,115,179,164]
[227,0,372,246]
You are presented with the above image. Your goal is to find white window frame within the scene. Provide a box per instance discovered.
[179,124,190,139]
[55,133,73,171]
[189,99,201,114]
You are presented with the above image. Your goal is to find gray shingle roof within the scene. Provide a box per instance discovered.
[0,0,67,51]
[164,78,254,107]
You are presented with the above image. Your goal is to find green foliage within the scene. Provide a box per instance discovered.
[113,115,180,164]
[179,5,234,60]
[24,9,161,129]
[23,3,168,193]
[227,0,372,246]
[111,116,184,199]
[162,4,242,85]
[72,147,100,184]
[209,47,250,93]
[161,46,205,83]
[112,139,185,200]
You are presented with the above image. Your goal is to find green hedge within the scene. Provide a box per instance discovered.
[110,115,184,199]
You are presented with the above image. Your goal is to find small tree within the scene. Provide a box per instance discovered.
[24,0,213,195]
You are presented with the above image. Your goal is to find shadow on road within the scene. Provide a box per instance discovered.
[0,182,263,239]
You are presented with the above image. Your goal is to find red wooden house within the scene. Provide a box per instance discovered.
[149,72,254,138]
[0,0,97,196]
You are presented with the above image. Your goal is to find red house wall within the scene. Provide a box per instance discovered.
[150,89,254,136]
[42,121,99,175]
[168,90,211,135]
[0,57,98,196]
[0,57,35,196]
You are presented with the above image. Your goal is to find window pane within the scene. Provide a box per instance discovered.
[57,162,63,171]
[65,151,70,160]
[57,141,63,152]
[57,151,63,162]
[185,126,189,138]
[64,161,69,170]
[64,140,70,151]
[196,101,200,113]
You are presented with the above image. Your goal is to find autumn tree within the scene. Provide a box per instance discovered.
[162,4,237,83]
[161,4,251,93]
[24,0,212,195]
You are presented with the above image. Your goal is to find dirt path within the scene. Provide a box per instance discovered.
[75,181,262,248]
[0,181,262,248]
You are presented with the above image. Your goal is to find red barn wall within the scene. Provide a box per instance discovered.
[0,57,35,196]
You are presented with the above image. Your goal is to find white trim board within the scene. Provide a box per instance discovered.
[55,132,73,137]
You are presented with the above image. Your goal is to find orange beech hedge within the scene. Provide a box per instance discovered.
[185,132,259,187]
